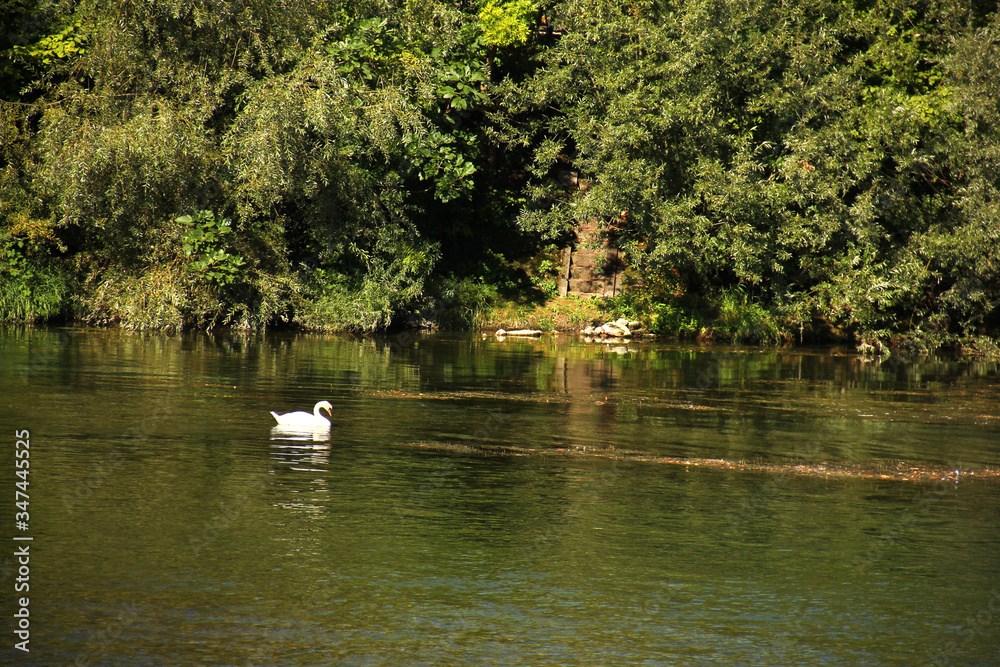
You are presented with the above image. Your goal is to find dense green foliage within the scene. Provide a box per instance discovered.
[516,0,1000,352]
[2,0,999,352]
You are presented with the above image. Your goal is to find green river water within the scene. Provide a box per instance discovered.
[1,327,998,666]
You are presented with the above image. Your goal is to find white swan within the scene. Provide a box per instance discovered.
[270,400,333,430]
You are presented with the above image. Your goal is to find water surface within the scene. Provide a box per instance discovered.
[1,328,998,665]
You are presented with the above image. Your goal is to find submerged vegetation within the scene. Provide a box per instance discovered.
[2,0,1000,353]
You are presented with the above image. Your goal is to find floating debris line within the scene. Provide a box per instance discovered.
[406,441,1000,483]
[356,388,719,410]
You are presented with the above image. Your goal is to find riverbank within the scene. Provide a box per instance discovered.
[466,291,1000,359]
[9,286,1000,360]
[471,295,610,334]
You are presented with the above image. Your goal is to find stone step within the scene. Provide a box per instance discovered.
[562,222,626,297]
[571,251,601,266]
[568,278,600,293]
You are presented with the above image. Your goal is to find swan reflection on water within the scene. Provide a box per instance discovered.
[269,424,332,443]
[269,427,331,471]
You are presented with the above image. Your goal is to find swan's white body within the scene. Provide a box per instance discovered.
[270,400,333,430]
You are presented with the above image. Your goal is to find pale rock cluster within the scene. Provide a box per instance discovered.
[582,317,643,338]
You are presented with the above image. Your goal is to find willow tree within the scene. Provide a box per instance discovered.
[2,0,533,330]
[1,0,327,328]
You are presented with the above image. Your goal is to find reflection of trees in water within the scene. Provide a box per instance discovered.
[9,327,999,468]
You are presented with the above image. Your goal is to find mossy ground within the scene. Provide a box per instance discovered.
[473,295,612,332]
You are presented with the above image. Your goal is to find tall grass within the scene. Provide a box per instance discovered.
[605,289,785,343]
[0,248,70,322]
[713,289,785,344]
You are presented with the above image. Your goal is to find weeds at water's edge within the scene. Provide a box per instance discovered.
[465,290,788,344]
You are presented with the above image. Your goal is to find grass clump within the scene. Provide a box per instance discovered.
[712,289,786,344]
[0,232,70,322]
[592,289,786,343]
